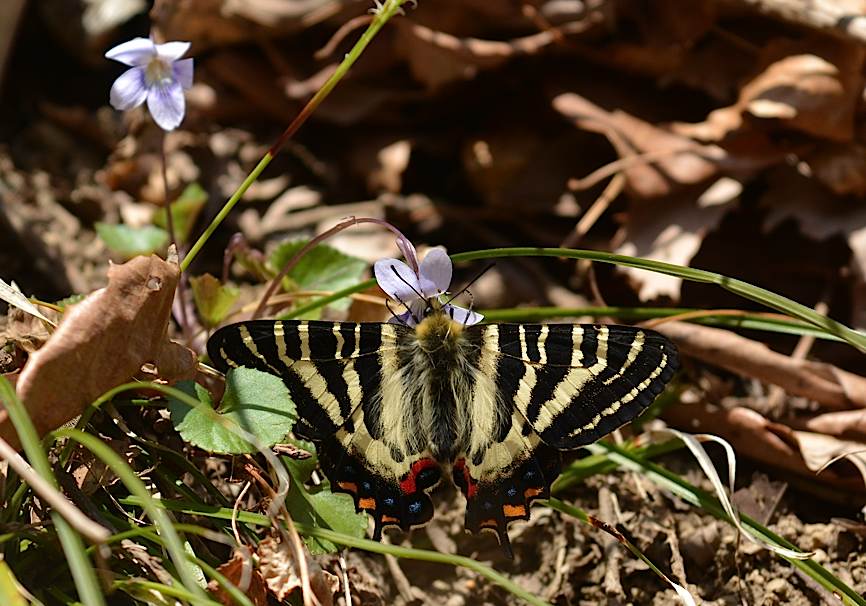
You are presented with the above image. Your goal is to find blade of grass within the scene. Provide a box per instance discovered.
[114,578,222,605]
[551,438,685,493]
[119,496,553,606]
[450,248,866,351]
[0,377,107,606]
[591,441,866,606]
[481,306,845,341]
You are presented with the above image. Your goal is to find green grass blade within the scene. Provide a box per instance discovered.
[0,377,106,606]
[450,248,866,351]
[120,496,552,606]
[481,306,845,341]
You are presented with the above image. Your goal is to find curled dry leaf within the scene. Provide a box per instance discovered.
[208,547,269,606]
[674,37,865,143]
[0,253,196,449]
[553,93,780,199]
[795,430,866,487]
[653,321,866,410]
[257,536,338,605]
[664,404,865,493]
[796,409,866,444]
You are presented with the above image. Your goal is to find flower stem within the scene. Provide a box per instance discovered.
[161,133,193,344]
[180,0,412,273]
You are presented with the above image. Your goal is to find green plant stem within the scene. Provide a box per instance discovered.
[120,496,552,606]
[0,378,106,606]
[181,0,410,273]
[183,155,271,272]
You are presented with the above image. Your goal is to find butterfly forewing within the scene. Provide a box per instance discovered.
[207,318,678,548]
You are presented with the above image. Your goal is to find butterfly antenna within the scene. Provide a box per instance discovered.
[385,298,412,326]
[444,262,495,307]
[390,264,426,300]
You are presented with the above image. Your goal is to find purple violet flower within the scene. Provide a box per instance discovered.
[105,37,193,131]
[374,247,483,327]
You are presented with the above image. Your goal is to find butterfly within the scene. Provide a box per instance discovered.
[207,297,678,555]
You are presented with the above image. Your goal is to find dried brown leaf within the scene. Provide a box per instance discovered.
[258,536,338,605]
[795,430,866,482]
[0,253,196,449]
[798,409,866,443]
[553,93,778,199]
[208,548,269,606]
[674,37,865,143]
[653,321,866,410]
[615,185,738,300]
[664,404,865,492]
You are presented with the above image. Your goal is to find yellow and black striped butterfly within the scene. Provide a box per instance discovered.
[207,300,677,553]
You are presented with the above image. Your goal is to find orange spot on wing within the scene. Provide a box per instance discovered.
[358,497,376,510]
[524,487,542,498]
[479,519,498,528]
[338,482,358,493]
[503,504,526,518]
[381,515,400,524]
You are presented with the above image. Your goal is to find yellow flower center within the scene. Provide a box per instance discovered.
[144,56,172,86]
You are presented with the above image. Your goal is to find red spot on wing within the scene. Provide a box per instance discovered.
[399,458,438,495]
[454,458,478,498]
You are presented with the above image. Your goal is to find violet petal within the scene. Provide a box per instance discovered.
[418,248,452,297]
[155,40,191,61]
[146,79,186,131]
[109,67,148,110]
[173,58,194,89]
[105,37,155,66]
[374,258,422,304]
[444,305,483,326]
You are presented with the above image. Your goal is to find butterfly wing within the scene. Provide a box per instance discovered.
[207,320,443,538]
[452,323,677,549]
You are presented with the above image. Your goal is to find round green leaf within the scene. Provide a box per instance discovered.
[169,367,296,454]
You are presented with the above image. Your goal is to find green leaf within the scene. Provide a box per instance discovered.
[153,183,208,244]
[0,560,27,606]
[189,273,240,327]
[269,240,367,315]
[168,368,296,454]
[96,223,168,259]
[283,451,367,554]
